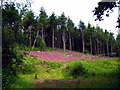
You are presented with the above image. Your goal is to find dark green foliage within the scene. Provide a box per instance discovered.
[116,33,120,57]
[93,2,116,21]
[64,61,88,78]
[35,73,38,79]
[2,2,21,27]
[36,37,47,51]
[93,1,120,28]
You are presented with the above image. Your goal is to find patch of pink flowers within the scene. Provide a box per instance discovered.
[23,51,85,61]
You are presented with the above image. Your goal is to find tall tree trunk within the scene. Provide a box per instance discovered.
[32,30,39,50]
[97,37,99,55]
[95,42,97,55]
[110,44,112,56]
[99,43,102,55]
[62,31,66,52]
[106,41,109,56]
[82,31,85,53]
[94,42,96,55]
[52,26,55,49]
[41,24,44,40]
[103,45,105,56]
[29,29,32,48]
[90,35,92,54]
[69,32,72,50]
[58,35,60,48]
[72,38,74,51]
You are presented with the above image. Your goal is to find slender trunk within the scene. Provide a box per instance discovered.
[52,26,55,49]
[72,37,74,51]
[41,24,44,40]
[69,32,72,50]
[103,45,105,56]
[62,31,66,52]
[103,45,106,56]
[58,35,60,48]
[90,35,92,54]
[32,30,39,50]
[110,44,112,56]
[95,42,97,55]
[82,31,85,53]
[97,37,99,55]
[29,29,32,48]
[99,43,102,55]
[106,41,109,56]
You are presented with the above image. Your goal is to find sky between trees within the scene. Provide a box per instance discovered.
[31,0,118,38]
[11,0,119,38]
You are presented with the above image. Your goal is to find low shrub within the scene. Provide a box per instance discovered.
[20,55,39,74]
[63,61,88,78]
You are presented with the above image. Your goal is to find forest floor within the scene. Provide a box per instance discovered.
[15,49,119,88]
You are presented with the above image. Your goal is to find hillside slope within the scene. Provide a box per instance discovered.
[23,50,116,61]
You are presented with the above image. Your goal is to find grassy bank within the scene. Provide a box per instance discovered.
[9,52,120,88]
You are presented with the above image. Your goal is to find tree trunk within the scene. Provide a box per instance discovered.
[62,31,66,52]
[94,42,96,55]
[29,29,32,48]
[97,37,99,55]
[99,43,102,55]
[106,41,109,56]
[41,24,44,40]
[52,26,55,49]
[90,35,92,54]
[32,30,39,50]
[57,35,60,48]
[110,44,112,56]
[69,32,72,50]
[103,45,106,56]
[82,31,85,53]
[72,37,74,51]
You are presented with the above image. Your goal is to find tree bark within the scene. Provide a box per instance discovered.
[72,37,74,51]
[94,42,97,55]
[110,44,112,56]
[106,41,109,56]
[52,26,55,49]
[99,43,102,55]
[82,31,85,53]
[41,24,44,40]
[69,32,72,50]
[90,35,92,54]
[62,31,66,52]
[29,29,32,48]
[103,45,106,56]
[97,37,99,55]
[32,30,39,50]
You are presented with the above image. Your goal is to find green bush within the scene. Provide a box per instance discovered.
[64,61,88,78]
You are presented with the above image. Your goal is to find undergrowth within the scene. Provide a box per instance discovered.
[6,48,120,88]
